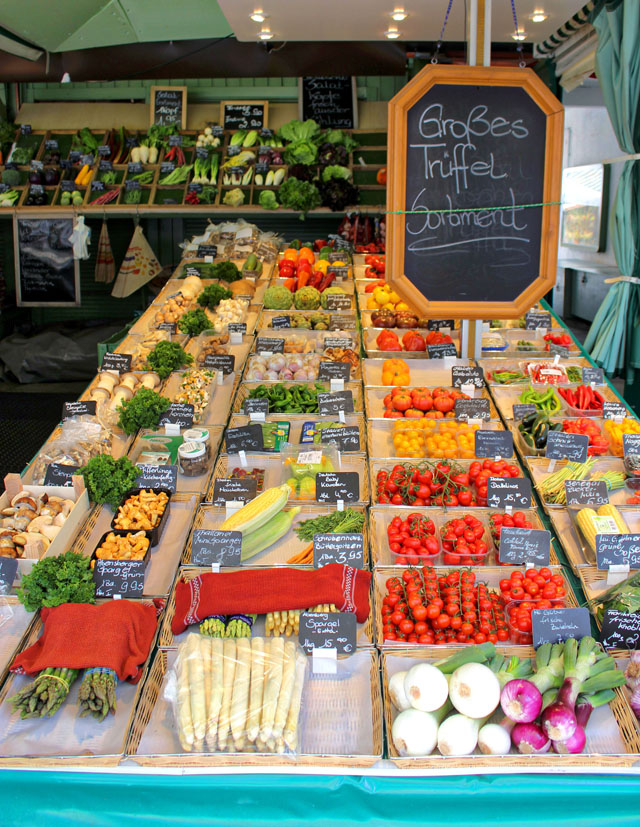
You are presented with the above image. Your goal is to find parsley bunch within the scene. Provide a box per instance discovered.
[18,552,96,612]
[79,454,141,510]
[117,386,171,435]
[146,340,193,379]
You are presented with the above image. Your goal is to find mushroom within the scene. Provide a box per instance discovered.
[53,513,68,527]
[11,493,37,511]
[140,372,161,390]
[2,515,31,531]
[40,500,63,517]
[28,515,54,534]
[110,385,134,410]
[40,524,61,542]
[120,373,139,392]
[90,386,111,403]
[96,372,118,393]
[60,499,74,516]
[1,507,16,517]
[15,507,38,522]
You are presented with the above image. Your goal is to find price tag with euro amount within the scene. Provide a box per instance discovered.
[600,610,640,650]
[474,430,513,459]
[545,431,589,463]
[499,527,550,566]
[486,477,531,509]
[531,608,592,647]
[298,612,356,655]
[564,479,609,506]
[191,529,242,566]
[596,534,640,570]
[313,533,364,569]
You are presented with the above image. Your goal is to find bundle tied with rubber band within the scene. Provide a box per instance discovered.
[165,633,307,755]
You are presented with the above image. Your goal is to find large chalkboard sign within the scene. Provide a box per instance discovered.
[150,86,187,129]
[387,65,563,319]
[14,216,80,307]
[299,77,357,129]
[221,101,268,131]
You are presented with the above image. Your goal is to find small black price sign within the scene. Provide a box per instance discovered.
[582,367,605,386]
[93,559,145,598]
[188,183,202,193]
[29,184,44,196]
[499,527,551,566]
[329,266,349,280]
[525,311,552,330]
[316,472,360,503]
[600,610,640,650]
[0,184,8,194]
[81,154,94,167]
[452,366,484,389]
[603,401,627,421]
[195,147,209,160]
[324,337,352,350]
[512,403,537,421]
[228,322,247,335]
[191,529,242,566]
[427,319,454,331]
[225,424,264,453]
[196,244,217,259]
[564,479,609,506]
[320,426,361,452]
[97,145,111,157]
[134,464,178,493]
[160,162,175,175]
[243,398,269,417]
[549,343,570,358]
[20,124,32,135]
[596,534,640,570]
[62,400,96,421]
[168,134,183,146]
[69,151,81,162]
[99,160,113,172]
[0,557,19,594]
[313,533,364,569]
[158,403,194,429]
[271,316,291,328]
[318,391,354,416]
[487,477,532,509]
[624,434,640,457]
[45,139,59,151]
[30,160,43,171]
[318,361,351,382]
[256,336,285,354]
[213,477,258,505]
[203,354,236,375]
[545,431,589,463]
[157,322,177,333]
[427,343,458,359]
[126,136,138,148]
[128,162,143,175]
[91,180,105,192]
[125,179,141,191]
[43,462,79,487]
[227,145,241,157]
[330,314,357,330]
[328,251,349,263]
[101,352,132,373]
[325,294,352,311]
[61,180,76,192]
[298,612,356,655]
[532,608,592,647]
[60,161,73,171]
[454,398,491,422]
[474,430,513,459]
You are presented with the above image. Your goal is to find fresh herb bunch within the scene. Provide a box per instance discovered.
[146,340,193,379]
[197,282,232,309]
[178,307,214,336]
[117,386,171,434]
[79,454,140,510]
[18,552,96,612]
[294,508,365,543]
[209,260,241,283]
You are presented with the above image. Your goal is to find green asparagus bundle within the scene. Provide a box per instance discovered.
[10,667,79,719]
[78,667,117,721]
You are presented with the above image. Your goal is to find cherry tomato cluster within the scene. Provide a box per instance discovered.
[376,458,521,507]
[500,568,567,645]
[440,514,489,565]
[387,513,439,564]
[544,332,573,350]
[382,568,508,645]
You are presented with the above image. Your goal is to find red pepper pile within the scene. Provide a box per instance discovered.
[375,458,521,506]
[441,514,489,564]
[544,332,572,350]
[386,513,439,564]
[526,362,567,384]
[500,568,567,645]
[381,568,508,645]
[562,418,609,455]
[558,385,604,412]
[163,145,186,165]
[364,254,385,278]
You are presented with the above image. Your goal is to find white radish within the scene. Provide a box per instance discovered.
[392,708,439,757]
[437,714,482,756]
[404,663,449,712]
[389,670,411,711]
[448,662,500,719]
[478,723,512,755]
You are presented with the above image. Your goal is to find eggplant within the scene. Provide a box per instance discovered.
[44,167,60,186]
[28,170,43,185]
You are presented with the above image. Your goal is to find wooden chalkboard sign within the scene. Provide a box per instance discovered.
[387,65,563,319]
[14,216,80,307]
[221,101,268,131]
[150,86,187,129]
[299,77,358,129]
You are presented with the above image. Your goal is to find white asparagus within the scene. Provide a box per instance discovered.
[205,637,224,751]
[202,634,212,726]
[230,638,251,750]
[272,640,296,740]
[259,637,284,743]
[176,638,195,752]
[188,633,206,750]
[246,637,265,743]
[284,651,307,751]
[217,639,237,752]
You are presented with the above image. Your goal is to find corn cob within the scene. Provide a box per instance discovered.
[220,484,290,535]
[577,506,625,553]
[241,507,301,561]
[597,504,629,533]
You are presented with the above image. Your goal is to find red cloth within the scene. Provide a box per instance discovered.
[171,563,372,635]
[11,601,158,683]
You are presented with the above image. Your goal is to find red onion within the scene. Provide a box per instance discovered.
[511,722,551,754]
[552,725,586,754]
[540,701,577,742]
[500,679,543,723]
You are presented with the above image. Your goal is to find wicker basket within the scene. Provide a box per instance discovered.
[125,646,383,768]
[382,646,640,769]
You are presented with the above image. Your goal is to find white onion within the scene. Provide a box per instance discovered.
[478,723,512,755]
[437,714,481,756]
[449,662,500,719]
[404,663,449,712]
[389,671,411,711]
[392,709,439,757]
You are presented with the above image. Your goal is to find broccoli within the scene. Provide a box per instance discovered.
[294,286,322,310]
[264,285,294,310]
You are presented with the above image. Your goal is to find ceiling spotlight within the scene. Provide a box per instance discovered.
[512,29,527,41]
[258,27,274,40]
[250,9,266,22]
[391,8,407,21]
[529,9,548,23]
[385,27,401,39]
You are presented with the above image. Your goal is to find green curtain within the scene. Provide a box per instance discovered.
[584,0,640,381]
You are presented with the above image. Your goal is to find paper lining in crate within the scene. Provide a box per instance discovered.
[157,566,375,650]
[181,503,369,568]
[373,566,579,650]
[0,598,37,690]
[368,506,561,568]
[577,566,633,611]
[382,646,640,769]
[0,474,92,581]
[226,413,367,455]
[72,493,199,599]
[233,381,365,415]
[125,646,383,768]
[0,599,161,767]
[206,452,370,506]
